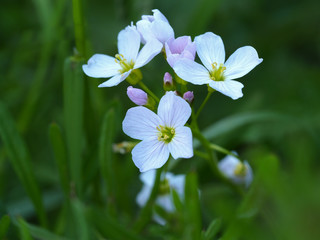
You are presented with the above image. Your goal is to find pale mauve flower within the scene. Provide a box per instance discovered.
[83,25,162,87]
[173,32,263,100]
[122,91,193,172]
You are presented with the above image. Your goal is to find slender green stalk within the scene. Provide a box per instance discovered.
[194,150,209,160]
[192,129,244,196]
[72,0,86,57]
[209,144,243,162]
[138,81,160,103]
[195,91,213,119]
[133,167,163,232]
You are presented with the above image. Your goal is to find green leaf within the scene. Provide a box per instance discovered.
[172,188,183,212]
[184,172,201,240]
[88,207,144,240]
[0,102,47,226]
[18,218,34,240]
[70,198,90,240]
[98,108,116,212]
[203,219,222,240]
[63,57,85,197]
[0,215,10,239]
[16,217,70,240]
[49,122,70,197]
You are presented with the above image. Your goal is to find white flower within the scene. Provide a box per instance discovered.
[82,25,162,87]
[136,170,185,225]
[173,32,263,100]
[122,91,193,172]
[218,153,253,187]
[137,9,174,45]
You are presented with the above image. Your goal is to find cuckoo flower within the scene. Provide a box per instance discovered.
[136,170,185,225]
[218,153,253,187]
[82,25,162,87]
[165,36,196,68]
[137,9,174,46]
[122,91,193,172]
[173,32,263,99]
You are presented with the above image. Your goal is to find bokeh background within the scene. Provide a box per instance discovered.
[0,0,320,239]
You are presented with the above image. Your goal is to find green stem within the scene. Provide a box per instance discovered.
[195,91,213,119]
[209,144,243,162]
[194,150,209,160]
[138,81,160,103]
[72,0,86,57]
[134,167,163,232]
[192,129,244,196]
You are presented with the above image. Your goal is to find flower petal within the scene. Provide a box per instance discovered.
[82,54,121,78]
[195,32,225,70]
[224,46,263,80]
[173,59,211,85]
[136,184,151,207]
[134,39,163,69]
[118,26,141,62]
[168,126,193,159]
[152,9,169,22]
[208,79,244,100]
[122,105,162,140]
[139,170,156,186]
[151,20,174,44]
[157,92,191,128]
[132,139,170,172]
[136,20,153,44]
[98,70,131,87]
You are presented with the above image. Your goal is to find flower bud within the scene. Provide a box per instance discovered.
[183,91,194,104]
[218,153,253,187]
[163,72,174,91]
[127,86,148,105]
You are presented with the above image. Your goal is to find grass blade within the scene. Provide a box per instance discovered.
[0,215,10,239]
[16,217,71,240]
[0,102,47,226]
[49,122,70,197]
[184,172,201,240]
[98,108,116,212]
[63,56,85,197]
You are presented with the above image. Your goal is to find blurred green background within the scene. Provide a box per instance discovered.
[0,0,320,239]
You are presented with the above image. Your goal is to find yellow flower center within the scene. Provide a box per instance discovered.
[159,178,170,195]
[157,125,175,144]
[209,62,226,81]
[234,162,247,177]
[115,54,134,73]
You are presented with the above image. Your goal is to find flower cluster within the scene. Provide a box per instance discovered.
[83,9,260,197]
[136,170,185,225]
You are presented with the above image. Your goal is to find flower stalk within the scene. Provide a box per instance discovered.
[138,81,160,103]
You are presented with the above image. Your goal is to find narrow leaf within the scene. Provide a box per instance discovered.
[0,215,10,239]
[204,219,222,240]
[49,122,70,197]
[184,172,201,240]
[0,102,47,226]
[63,57,85,197]
[98,108,116,212]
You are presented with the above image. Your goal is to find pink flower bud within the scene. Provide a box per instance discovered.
[183,91,194,104]
[163,72,173,86]
[127,86,148,105]
[165,36,196,67]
